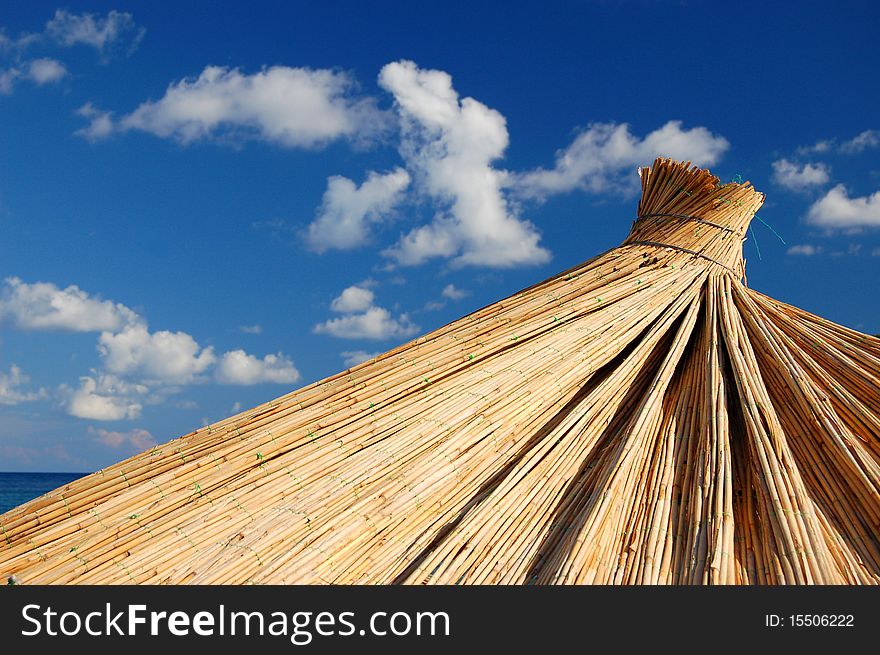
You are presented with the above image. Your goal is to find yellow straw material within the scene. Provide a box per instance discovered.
[2,158,878,584]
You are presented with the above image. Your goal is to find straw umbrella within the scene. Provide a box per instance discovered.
[2,158,878,584]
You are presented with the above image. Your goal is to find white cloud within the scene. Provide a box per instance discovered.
[787,244,822,256]
[26,58,66,84]
[98,324,216,384]
[772,159,830,191]
[384,218,460,266]
[318,283,418,340]
[0,59,66,94]
[215,350,300,385]
[441,283,468,300]
[65,373,145,421]
[306,168,410,252]
[796,131,879,156]
[514,120,729,198]
[0,68,19,94]
[3,275,304,417]
[330,285,375,313]
[379,60,550,268]
[91,66,387,147]
[74,103,114,141]
[424,301,445,311]
[230,401,242,413]
[239,324,262,334]
[89,426,155,451]
[340,350,379,367]
[4,31,40,51]
[0,364,46,405]
[807,184,880,229]
[839,130,879,154]
[45,9,144,56]
[314,306,418,340]
[797,139,834,156]
[0,277,139,332]
[0,11,141,95]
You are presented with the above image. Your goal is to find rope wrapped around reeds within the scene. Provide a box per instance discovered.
[1,158,878,585]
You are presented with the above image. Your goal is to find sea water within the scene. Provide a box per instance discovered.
[0,472,87,514]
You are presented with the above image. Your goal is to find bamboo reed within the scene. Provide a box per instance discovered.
[1,158,877,585]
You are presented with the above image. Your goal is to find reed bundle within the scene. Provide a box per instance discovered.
[2,158,878,584]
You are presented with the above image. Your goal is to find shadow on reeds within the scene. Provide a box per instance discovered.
[521,319,682,583]
[391,306,684,584]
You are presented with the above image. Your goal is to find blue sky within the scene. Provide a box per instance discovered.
[1,1,878,472]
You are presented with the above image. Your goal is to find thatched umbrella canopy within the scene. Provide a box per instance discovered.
[2,159,878,584]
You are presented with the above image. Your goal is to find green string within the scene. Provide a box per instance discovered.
[753,214,787,245]
[750,226,762,260]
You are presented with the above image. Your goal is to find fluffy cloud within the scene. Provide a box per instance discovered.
[306,168,410,252]
[65,373,146,421]
[90,426,156,451]
[239,324,262,334]
[839,130,879,155]
[807,184,880,229]
[441,283,468,300]
[787,244,822,256]
[0,68,17,93]
[0,277,138,332]
[27,57,66,84]
[88,66,387,148]
[379,60,550,268]
[98,324,216,384]
[316,284,418,340]
[330,285,375,313]
[797,139,834,155]
[514,120,729,198]
[0,59,67,93]
[1,10,141,96]
[340,350,379,367]
[383,219,459,266]
[0,24,39,53]
[75,103,114,141]
[215,350,300,385]
[3,276,302,419]
[772,159,830,191]
[797,130,879,156]
[45,9,144,56]
[0,364,45,405]
[314,306,418,340]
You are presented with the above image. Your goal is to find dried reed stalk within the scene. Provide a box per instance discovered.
[2,159,877,585]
